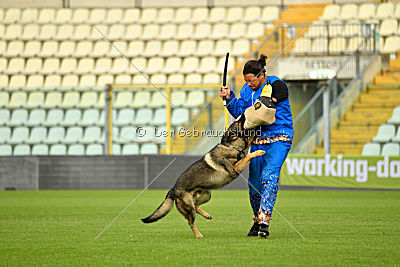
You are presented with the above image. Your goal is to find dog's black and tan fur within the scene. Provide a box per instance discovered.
[142,115,265,237]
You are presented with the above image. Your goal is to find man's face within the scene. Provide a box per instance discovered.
[244,73,264,91]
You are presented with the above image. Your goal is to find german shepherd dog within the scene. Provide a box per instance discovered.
[141,115,265,237]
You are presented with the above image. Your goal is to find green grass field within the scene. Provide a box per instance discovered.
[1,189,399,265]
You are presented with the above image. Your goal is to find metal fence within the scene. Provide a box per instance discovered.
[228,22,379,151]
[292,39,379,152]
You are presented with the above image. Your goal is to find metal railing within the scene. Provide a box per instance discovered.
[226,22,379,151]
[292,35,379,153]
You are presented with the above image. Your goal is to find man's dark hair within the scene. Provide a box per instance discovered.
[243,54,268,76]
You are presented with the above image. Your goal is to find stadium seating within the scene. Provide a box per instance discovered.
[49,144,67,155]
[0,109,10,125]
[27,127,47,144]
[372,124,396,143]
[393,128,400,143]
[13,144,30,155]
[0,127,11,143]
[3,2,398,157]
[381,143,400,156]
[361,143,380,156]
[9,127,29,144]
[9,109,27,127]
[45,127,65,144]
[122,144,139,155]
[67,144,85,155]
[26,109,45,126]
[31,144,48,155]
[387,107,400,125]
[86,144,103,155]
[291,2,400,57]
[0,144,12,156]
[0,5,266,85]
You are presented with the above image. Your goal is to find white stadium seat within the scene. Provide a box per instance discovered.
[122,8,140,24]
[243,7,261,23]
[339,4,358,21]
[20,24,40,40]
[176,24,194,40]
[226,7,243,23]
[4,24,22,40]
[175,8,191,24]
[156,8,174,24]
[160,41,179,57]
[261,6,280,23]
[193,23,211,40]
[140,8,158,24]
[37,25,57,41]
[88,8,106,24]
[376,3,394,20]
[141,24,160,41]
[357,3,376,21]
[190,7,208,23]
[209,7,225,23]
[210,23,229,40]
[71,8,89,24]
[54,8,72,24]
[38,8,56,24]
[105,8,123,24]
[20,8,38,23]
[3,8,21,24]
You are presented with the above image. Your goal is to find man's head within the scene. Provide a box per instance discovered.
[243,54,268,91]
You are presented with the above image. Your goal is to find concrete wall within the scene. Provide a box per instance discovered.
[0,155,249,190]
[0,157,38,190]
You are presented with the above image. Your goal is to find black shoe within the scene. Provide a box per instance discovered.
[258,224,269,238]
[247,223,259,237]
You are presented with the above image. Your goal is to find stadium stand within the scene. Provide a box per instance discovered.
[2,1,400,156]
[1,4,277,155]
[286,1,400,156]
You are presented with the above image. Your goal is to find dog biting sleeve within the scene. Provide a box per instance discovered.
[244,84,276,129]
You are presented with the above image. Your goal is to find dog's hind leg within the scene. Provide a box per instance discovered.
[176,195,203,238]
[234,150,265,173]
[194,190,212,220]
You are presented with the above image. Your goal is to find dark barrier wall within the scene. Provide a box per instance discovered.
[0,155,249,190]
[0,157,39,190]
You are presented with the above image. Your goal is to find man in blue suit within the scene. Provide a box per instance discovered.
[220,54,294,238]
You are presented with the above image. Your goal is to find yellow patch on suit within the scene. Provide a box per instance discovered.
[260,84,272,98]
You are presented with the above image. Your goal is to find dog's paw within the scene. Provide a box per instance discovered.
[205,214,212,220]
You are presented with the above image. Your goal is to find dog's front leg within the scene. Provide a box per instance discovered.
[234,150,265,173]
[223,158,240,178]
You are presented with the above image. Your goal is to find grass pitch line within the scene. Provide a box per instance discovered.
[225,159,305,239]
[94,157,177,240]
[94,26,176,109]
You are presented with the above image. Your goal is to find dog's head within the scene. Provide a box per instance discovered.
[221,114,255,150]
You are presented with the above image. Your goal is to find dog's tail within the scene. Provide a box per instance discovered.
[141,190,175,223]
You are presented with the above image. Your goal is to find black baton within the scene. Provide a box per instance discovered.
[222,52,229,107]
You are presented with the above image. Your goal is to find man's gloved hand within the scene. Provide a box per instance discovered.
[219,86,231,100]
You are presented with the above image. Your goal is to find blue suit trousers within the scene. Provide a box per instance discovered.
[248,141,291,224]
